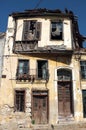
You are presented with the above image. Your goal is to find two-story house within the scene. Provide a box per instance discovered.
[0,9,86,128]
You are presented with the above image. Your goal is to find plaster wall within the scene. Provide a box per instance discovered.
[15,17,72,49]
[0,53,84,124]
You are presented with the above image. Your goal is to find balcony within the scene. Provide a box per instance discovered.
[13,41,73,56]
[16,69,49,83]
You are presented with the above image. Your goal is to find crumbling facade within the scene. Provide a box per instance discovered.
[0,9,86,128]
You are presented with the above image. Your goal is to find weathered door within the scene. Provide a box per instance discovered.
[58,81,73,117]
[32,91,48,124]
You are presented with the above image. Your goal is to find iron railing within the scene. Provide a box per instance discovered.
[16,69,49,81]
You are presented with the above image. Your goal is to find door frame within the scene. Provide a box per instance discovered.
[55,67,74,119]
[31,89,49,124]
[58,81,74,118]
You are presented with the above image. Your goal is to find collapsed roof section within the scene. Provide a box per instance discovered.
[10,8,86,48]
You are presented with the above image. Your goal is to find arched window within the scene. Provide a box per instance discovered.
[57,69,72,81]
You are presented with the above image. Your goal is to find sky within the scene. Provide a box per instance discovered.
[0,0,86,37]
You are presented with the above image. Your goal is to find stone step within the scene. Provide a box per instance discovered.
[53,122,86,130]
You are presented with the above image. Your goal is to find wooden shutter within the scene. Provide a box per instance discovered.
[23,21,30,40]
[36,22,41,40]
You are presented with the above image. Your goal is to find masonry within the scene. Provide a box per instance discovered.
[0,8,86,130]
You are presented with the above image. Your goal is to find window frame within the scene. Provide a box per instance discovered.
[50,20,63,41]
[57,69,72,81]
[17,59,29,76]
[37,60,48,80]
[22,20,41,41]
[80,61,86,80]
[14,89,26,112]
[82,90,86,118]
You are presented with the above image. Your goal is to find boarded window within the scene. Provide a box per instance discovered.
[23,20,41,41]
[37,60,48,80]
[80,61,86,79]
[14,90,25,112]
[51,21,63,40]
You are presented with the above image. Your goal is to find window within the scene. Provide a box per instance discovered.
[82,90,86,117]
[37,60,48,80]
[17,60,29,75]
[80,61,86,79]
[51,21,63,40]
[57,69,72,81]
[14,90,25,112]
[17,60,29,79]
[23,20,41,41]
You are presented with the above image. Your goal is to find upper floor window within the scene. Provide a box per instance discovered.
[23,20,41,41]
[80,61,86,79]
[51,21,63,40]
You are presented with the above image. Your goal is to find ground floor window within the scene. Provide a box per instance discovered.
[14,90,25,112]
[82,90,86,117]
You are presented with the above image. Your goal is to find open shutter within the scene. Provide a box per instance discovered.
[23,21,30,40]
[36,22,41,40]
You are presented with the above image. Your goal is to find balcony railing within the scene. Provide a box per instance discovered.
[16,69,49,82]
[13,40,38,52]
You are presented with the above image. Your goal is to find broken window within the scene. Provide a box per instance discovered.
[23,20,41,41]
[51,21,63,40]
[17,59,29,79]
[37,60,48,80]
[80,61,86,79]
[14,90,25,112]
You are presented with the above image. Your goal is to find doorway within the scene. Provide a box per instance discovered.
[57,69,73,118]
[32,90,48,124]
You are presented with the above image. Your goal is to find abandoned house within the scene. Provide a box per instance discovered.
[0,8,86,128]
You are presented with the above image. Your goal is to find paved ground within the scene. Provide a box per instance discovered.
[1,122,86,130]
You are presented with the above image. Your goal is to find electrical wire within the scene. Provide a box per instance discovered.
[34,0,44,9]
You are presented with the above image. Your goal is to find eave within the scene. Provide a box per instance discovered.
[13,49,73,56]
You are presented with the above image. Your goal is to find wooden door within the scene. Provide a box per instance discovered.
[58,82,73,117]
[32,91,48,124]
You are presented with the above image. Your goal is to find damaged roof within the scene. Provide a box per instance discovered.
[11,8,75,19]
[10,8,86,48]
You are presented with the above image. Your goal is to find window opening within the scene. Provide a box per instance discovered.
[17,59,29,74]
[82,90,86,117]
[23,20,41,41]
[51,21,63,40]
[16,60,29,80]
[14,90,25,112]
[80,61,86,79]
[57,69,72,81]
[37,60,48,79]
